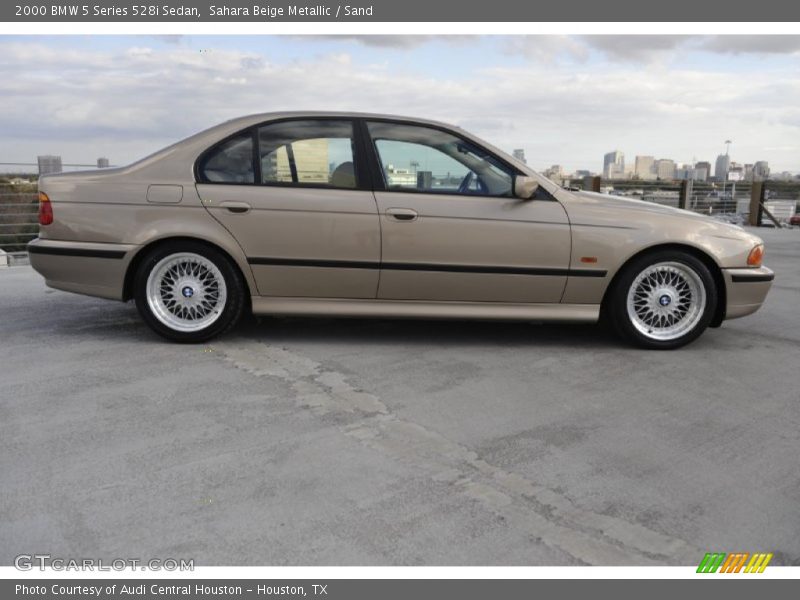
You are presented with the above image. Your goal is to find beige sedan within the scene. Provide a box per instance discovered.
[29,112,773,348]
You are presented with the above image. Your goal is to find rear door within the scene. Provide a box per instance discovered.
[196,119,381,299]
[364,120,571,303]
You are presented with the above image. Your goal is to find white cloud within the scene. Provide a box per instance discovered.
[298,35,478,48]
[502,36,590,63]
[700,35,800,55]
[0,37,798,173]
[578,35,694,62]
[506,35,800,63]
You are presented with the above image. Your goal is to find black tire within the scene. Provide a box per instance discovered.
[605,250,717,350]
[133,241,246,343]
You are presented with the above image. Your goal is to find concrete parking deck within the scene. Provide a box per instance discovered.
[1,228,798,566]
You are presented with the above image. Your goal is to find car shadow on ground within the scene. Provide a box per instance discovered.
[37,297,623,349]
[232,314,621,349]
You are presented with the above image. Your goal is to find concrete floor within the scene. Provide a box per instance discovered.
[1,228,798,566]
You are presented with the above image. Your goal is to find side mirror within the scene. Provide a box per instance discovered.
[514,176,539,200]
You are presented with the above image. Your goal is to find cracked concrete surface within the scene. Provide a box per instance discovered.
[1,228,798,565]
[217,339,696,565]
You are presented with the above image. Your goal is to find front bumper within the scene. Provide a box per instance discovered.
[28,238,137,300]
[722,266,774,320]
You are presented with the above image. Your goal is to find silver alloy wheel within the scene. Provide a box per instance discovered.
[626,261,706,341]
[146,252,227,332]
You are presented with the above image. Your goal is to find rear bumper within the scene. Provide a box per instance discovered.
[722,266,774,320]
[28,238,137,300]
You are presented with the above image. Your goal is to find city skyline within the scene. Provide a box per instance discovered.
[2,148,792,182]
[2,143,792,182]
[584,143,779,182]
[1,35,799,174]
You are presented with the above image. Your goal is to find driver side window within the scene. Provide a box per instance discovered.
[367,121,514,197]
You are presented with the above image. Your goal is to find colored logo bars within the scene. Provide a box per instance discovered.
[697,552,773,573]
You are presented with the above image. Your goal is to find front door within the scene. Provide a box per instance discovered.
[365,120,571,303]
[196,119,380,299]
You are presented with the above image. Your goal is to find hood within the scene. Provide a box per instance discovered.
[566,190,761,244]
[571,190,709,219]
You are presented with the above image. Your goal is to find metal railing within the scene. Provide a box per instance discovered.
[1,158,110,264]
[573,178,800,225]
[0,190,38,264]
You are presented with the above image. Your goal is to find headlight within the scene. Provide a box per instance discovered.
[747,244,764,267]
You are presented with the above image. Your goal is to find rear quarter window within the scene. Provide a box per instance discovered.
[199,133,254,184]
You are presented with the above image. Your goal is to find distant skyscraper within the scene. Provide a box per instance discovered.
[37,155,62,175]
[715,154,730,181]
[543,164,564,180]
[603,150,624,179]
[634,155,655,180]
[512,149,527,164]
[675,165,704,181]
[753,161,770,181]
[695,161,711,181]
[654,159,676,180]
[693,165,708,182]
[623,162,635,177]
[728,163,744,181]
[97,157,110,168]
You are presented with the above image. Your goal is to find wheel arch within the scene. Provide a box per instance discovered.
[600,242,726,327]
[123,236,254,303]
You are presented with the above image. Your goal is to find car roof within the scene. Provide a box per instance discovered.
[219,111,463,131]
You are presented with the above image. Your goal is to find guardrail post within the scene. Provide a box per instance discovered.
[749,181,765,226]
[679,179,692,210]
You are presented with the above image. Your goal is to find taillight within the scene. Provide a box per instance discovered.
[747,244,764,267]
[38,191,53,226]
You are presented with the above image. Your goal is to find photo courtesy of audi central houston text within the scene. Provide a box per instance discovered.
[28,112,773,349]
[2,32,800,578]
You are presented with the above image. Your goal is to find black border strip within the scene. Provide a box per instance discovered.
[731,273,775,283]
[247,257,606,278]
[28,245,126,259]
[249,257,377,270]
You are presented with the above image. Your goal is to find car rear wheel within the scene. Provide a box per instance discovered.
[134,241,245,342]
[606,250,717,349]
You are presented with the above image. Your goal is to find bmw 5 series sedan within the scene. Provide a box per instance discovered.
[28,112,774,348]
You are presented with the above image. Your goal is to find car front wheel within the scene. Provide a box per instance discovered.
[134,241,246,342]
[606,250,717,349]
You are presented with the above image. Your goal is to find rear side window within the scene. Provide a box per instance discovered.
[199,133,254,184]
[258,120,357,189]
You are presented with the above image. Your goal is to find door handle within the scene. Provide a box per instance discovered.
[386,208,418,222]
[219,201,251,214]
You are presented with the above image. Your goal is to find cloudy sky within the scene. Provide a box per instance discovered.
[1,34,799,173]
